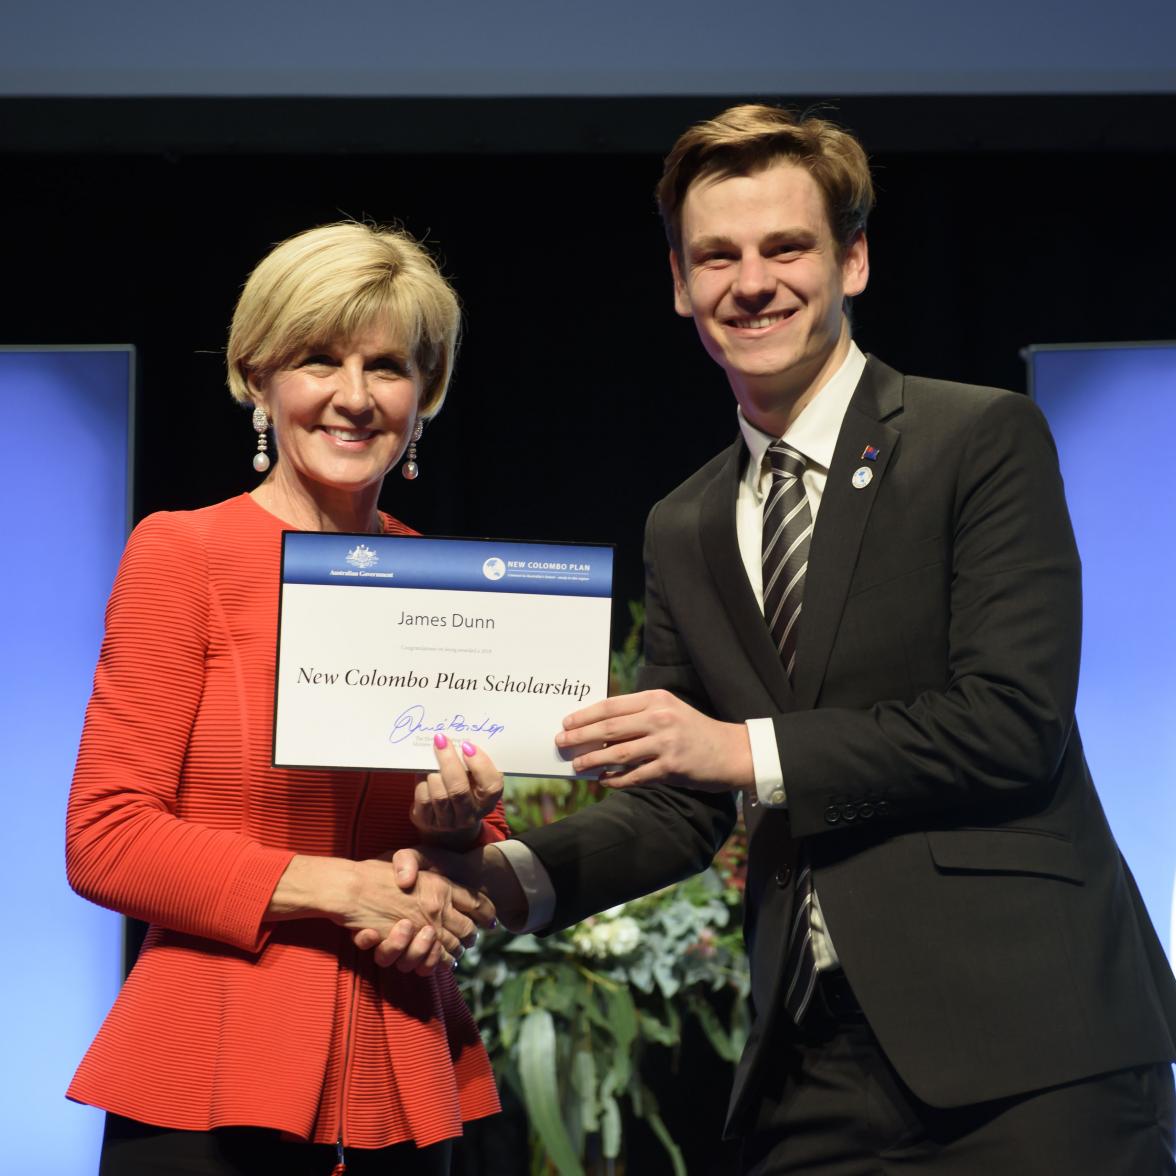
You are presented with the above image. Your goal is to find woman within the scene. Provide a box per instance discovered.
[66,222,508,1175]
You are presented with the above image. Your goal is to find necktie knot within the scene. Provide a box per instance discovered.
[766,442,807,483]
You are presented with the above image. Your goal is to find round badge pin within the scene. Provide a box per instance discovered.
[852,466,873,489]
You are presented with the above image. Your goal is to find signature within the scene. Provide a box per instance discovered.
[389,703,506,744]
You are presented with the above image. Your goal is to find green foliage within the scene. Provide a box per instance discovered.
[458,870,748,1174]
[457,601,750,1172]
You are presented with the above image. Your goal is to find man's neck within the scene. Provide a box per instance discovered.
[734,327,853,437]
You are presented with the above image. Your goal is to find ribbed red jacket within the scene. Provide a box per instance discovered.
[66,494,506,1148]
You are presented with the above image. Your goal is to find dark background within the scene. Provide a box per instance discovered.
[3,94,1174,1172]
[4,95,1175,632]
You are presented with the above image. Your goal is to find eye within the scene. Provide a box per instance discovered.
[299,353,336,368]
[370,356,411,377]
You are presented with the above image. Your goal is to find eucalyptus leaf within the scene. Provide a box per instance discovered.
[518,1009,584,1176]
[569,1046,600,1133]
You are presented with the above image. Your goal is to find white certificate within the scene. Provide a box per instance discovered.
[273,532,613,776]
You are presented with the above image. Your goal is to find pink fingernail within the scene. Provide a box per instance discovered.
[461,741,476,758]
[434,733,448,749]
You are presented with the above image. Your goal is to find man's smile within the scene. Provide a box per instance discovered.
[724,308,798,332]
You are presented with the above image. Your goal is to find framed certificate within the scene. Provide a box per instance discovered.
[273,532,613,777]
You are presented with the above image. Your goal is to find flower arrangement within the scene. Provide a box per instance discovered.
[456,604,749,1175]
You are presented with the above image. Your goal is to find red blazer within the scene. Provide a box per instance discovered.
[66,493,506,1149]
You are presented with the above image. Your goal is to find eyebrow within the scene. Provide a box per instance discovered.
[686,227,820,257]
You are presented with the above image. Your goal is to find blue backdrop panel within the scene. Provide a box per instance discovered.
[0,348,133,1172]
[1029,342,1176,966]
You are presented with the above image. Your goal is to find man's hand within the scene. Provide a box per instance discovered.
[386,844,527,930]
[554,689,754,792]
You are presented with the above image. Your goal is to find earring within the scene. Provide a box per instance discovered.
[401,419,423,480]
[252,405,271,472]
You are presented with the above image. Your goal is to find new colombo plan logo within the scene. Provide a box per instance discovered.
[482,557,506,581]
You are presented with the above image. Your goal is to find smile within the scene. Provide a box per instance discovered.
[321,427,377,442]
[725,309,797,330]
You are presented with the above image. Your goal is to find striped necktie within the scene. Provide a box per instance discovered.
[761,442,812,679]
[761,441,819,1022]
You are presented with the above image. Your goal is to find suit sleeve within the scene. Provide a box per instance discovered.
[65,513,294,952]
[778,391,1084,838]
[515,502,737,932]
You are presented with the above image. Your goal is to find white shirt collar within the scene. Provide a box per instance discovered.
[738,342,867,496]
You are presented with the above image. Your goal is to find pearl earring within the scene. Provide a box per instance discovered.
[252,406,271,473]
[401,419,423,481]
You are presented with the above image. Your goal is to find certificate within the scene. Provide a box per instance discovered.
[273,532,613,777]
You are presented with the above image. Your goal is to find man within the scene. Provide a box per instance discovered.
[401,105,1176,1172]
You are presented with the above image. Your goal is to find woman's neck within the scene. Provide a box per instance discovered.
[250,471,382,534]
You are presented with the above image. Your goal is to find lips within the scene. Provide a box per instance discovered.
[321,426,377,442]
[725,309,797,330]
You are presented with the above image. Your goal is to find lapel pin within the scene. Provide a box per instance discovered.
[860,445,881,461]
[852,466,873,490]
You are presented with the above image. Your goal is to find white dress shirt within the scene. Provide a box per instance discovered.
[497,344,867,960]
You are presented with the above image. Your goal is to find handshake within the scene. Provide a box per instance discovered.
[346,843,522,976]
[344,732,522,976]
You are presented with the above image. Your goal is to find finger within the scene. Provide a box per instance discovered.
[415,938,451,977]
[599,760,664,790]
[392,847,424,889]
[352,927,382,951]
[432,735,479,825]
[440,906,476,945]
[461,742,504,817]
[558,691,658,737]
[556,714,659,757]
[411,776,438,832]
[571,734,660,776]
[371,920,416,968]
[394,923,437,972]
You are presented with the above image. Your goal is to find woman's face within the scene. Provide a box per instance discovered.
[254,321,423,501]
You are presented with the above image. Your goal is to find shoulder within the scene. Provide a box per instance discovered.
[646,436,743,528]
[120,495,270,586]
[866,359,1050,457]
[379,511,419,537]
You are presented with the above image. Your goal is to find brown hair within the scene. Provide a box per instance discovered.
[656,104,874,259]
[227,222,461,419]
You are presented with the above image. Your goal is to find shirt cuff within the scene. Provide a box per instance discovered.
[746,717,787,807]
[493,839,557,934]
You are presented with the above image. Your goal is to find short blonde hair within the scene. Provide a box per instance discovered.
[656,104,875,261]
[226,222,461,418]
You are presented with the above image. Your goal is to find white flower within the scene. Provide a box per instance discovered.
[602,916,642,957]
[570,916,643,959]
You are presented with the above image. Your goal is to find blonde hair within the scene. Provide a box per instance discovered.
[226,222,461,417]
[656,104,875,260]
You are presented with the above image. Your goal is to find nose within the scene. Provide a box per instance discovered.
[732,251,774,303]
[334,360,373,414]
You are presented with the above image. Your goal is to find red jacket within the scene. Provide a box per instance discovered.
[66,494,506,1148]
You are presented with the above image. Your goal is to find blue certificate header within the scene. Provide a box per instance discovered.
[282,532,613,598]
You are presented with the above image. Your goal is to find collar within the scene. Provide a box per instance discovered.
[738,341,867,499]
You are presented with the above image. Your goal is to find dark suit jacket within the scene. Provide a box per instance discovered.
[518,356,1176,1133]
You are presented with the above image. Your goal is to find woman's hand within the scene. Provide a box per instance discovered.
[268,852,494,975]
[411,734,504,847]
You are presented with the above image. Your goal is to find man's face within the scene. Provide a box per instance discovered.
[671,161,868,422]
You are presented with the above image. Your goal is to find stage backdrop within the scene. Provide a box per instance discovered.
[0,348,134,1173]
[1029,342,1176,966]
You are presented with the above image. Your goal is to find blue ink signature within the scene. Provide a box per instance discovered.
[389,703,506,745]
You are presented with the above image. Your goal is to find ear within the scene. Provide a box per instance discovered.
[669,249,693,318]
[841,230,870,298]
[243,367,269,412]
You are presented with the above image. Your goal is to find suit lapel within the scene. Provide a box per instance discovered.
[698,439,796,712]
[793,358,904,709]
